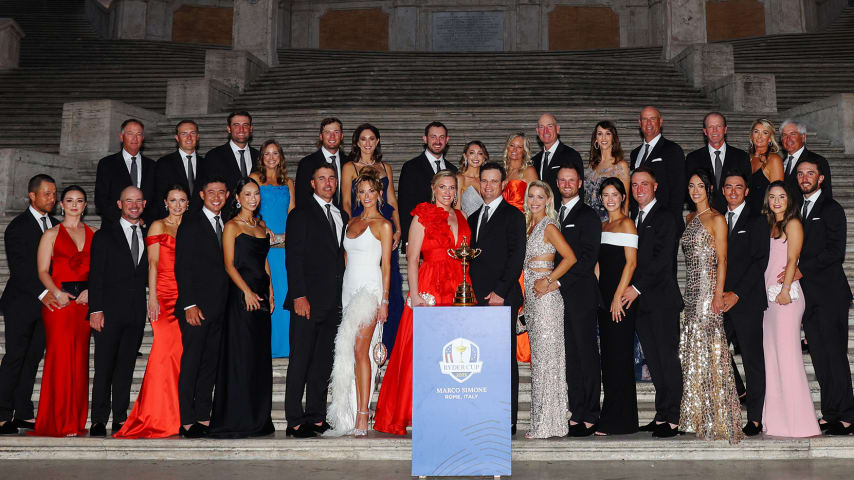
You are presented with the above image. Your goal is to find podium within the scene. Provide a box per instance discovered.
[411,306,511,478]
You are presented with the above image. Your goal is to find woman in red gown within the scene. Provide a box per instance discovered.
[31,186,94,437]
[501,132,537,212]
[114,185,188,438]
[374,170,471,435]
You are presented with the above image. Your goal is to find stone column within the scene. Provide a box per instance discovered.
[659,0,707,60]
[389,4,417,51]
[672,43,734,89]
[110,0,147,40]
[764,0,807,34]
[233,0,279,66]
[0,149,76,215]
[0,18,24,70]
[145,0,172,41]
[707,74,777,113]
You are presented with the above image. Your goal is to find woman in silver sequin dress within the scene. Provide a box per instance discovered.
[679,169,744,444]
[522,180,577,439]
[456,140,488,217]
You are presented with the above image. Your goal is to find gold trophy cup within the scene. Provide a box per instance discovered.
[447,235,481,306]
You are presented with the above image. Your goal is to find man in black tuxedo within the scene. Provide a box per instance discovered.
[94,118,157,226]
[203,111,258,192]
[629,107,686,229]
[155,119,203,218]
[536,164,602,436]
[284,164,348,438]
[88,186,148,436]
[719,171,770,436]
[792,159,853,435]
[685,112,751,213]
[174,177,231,438]
[781,120,832,204]
[467,162,525,435]
[295,117,344,209]
[0,174,58,434]
[620,166,683,438]
[398,121,458,253]
[531,113,584,209]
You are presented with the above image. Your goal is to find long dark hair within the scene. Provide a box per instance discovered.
[61,185,87,202]
[256,139,289,185]
[589,120,624,170]
[686,168,715,212]
[763,180,799,239]
[459,140,489,172]
[347,123,383,164]
[598,176,626,200]
[227,176,261,220]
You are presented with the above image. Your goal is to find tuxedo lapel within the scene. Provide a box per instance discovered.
[311,200,339,249]
[729,206,750,238]
[111,223,136,270]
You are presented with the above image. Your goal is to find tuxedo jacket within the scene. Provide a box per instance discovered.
[467,199,526,307]
[630,137,686,227]
[531,141,584,209]
[555,200,602,312]
[798,193,851,306]
[398,152,458,251]
[784,148,833,202]
[294,149,343,209]
[723,206,770,314]
[94,151,156,226]
[155,151,204,218]
[0,210,59,316]
[203,142,259,192]
[632,201,683,313]
[685,144,750,213]
[284,200,348,315]
[174,210,230,320]
[88,222,148,323]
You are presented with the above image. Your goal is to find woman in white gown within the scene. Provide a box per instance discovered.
[326,172,393,436]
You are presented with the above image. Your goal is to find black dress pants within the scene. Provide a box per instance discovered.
[803,300,854,423]
[635,307,682,425]
[564,306,601,424]
[0,303,44,422]
[285,308,340,426]
[91,318,145,424]
[177,311,224,425]
[724,309,766,423]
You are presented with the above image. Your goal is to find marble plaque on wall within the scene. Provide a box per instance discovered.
[431,11,504,52]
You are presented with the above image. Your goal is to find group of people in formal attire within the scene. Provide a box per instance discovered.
[0,107,851,444]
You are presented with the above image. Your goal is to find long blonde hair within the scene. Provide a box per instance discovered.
[748,118,781,155]
[524,180,557,230]
[502,132,532,173]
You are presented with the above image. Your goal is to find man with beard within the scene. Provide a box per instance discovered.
[295,117,345,208]
[397,121,458,253]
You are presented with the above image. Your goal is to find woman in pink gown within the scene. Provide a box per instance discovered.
[761,181,820,437]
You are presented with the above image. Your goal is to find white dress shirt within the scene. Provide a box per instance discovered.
[476,196,503,239]
[29,205,52,232]
[321,146,343,183]
[229,140,252,176]
[314,193,343,245]
[559,195,581,222]
[122,149,143,188]
[635,133,662,169]
[802,188,822,218]
[726,200,746,230]
[425,150,447,173]
[708,142,728,178]
[179,148,197,180]
[119,217,145,265]
[786,145,806,175]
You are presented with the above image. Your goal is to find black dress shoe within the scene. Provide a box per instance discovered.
[178,425,189,437]
[652,423,679,438]
[801,339,809,353]
[137,351,143,357]
[568,423,596,437]
[819,420,835,432]
[111,422,124,435]
[511,425,516,436]
[742,422,763,437]
[181,423,207,438]
[0,421,19,435]
[285,425,317,438]
[311,421,332,434]
[825,422,854,436]
[13,419,35,430]
[197,422,210,435]
[639,420,658,432]
[89,423,107,437]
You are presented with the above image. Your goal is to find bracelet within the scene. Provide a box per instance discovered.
[546,277,553,284]
[381,299,389,305]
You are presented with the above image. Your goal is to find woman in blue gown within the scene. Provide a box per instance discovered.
[251,139,295,358]
[340,124,404,354]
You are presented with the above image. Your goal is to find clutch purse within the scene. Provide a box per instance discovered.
[240,295,271,313]
[269,233,285,248]
[372,321,387,366]
[767,283,800,302]
[61,281,88,297]
[406,292,436,308]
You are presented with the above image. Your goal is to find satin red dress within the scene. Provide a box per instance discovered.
[373,203,471,435]
[114,234,182,438]
[502,179,527,212]
[30,224,93,437]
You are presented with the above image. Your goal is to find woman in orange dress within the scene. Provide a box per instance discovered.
[114,185,188,438]
[373,170,471,435]
[31,186,94,437]
[502,132,538,212]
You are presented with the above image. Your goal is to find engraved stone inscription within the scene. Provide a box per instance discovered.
[431,11,504,52]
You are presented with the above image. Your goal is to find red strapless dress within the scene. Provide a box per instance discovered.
[114,234,182,438]
[373,203,471,435]
[502,179,527,212]
[30,224,93,437]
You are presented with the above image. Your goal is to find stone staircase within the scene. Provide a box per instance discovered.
[724,5,854,112]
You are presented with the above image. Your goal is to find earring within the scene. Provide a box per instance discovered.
[61,207,65,216]
[236,201,242,209]
[594,142,600,150]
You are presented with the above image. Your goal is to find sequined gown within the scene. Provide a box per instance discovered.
[523,216,568,438]
[584,163,628,222]
[459,185,484,218]
[679,216,743,443]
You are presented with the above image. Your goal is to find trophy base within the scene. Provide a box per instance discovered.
[452,283,478,306]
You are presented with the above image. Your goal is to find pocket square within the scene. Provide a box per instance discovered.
[811,217,821,221]
[651,158,663,163]
[565,224,575,228]
[551,164,562,169]
[737,230,747,234]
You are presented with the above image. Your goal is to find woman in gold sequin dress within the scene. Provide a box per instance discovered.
[679,169,744,444]
[523,180,577,438]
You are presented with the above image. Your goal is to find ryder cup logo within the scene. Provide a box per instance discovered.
[439,337,483,383]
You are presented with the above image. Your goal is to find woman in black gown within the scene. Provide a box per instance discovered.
[745,119,784,214]
[210,177,275,438]
[595,177,640,435]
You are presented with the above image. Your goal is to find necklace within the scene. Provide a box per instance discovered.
[696,207,711,216]
[164,217,179,226]
[358,158,377,166]
[237,215,257,227]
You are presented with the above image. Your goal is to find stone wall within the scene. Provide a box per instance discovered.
[318,8,389,51]
[548,6,620,51]
[172,5,233,45]
[706,0,765,41]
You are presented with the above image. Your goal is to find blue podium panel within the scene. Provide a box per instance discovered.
[412,306,511,477]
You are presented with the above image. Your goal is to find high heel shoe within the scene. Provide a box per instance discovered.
[354,411,370,437]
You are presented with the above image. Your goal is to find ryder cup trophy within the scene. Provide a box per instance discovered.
[447,236,481,306]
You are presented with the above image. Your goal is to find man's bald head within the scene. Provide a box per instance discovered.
[536,113,560,149]
[118,186,145,222]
